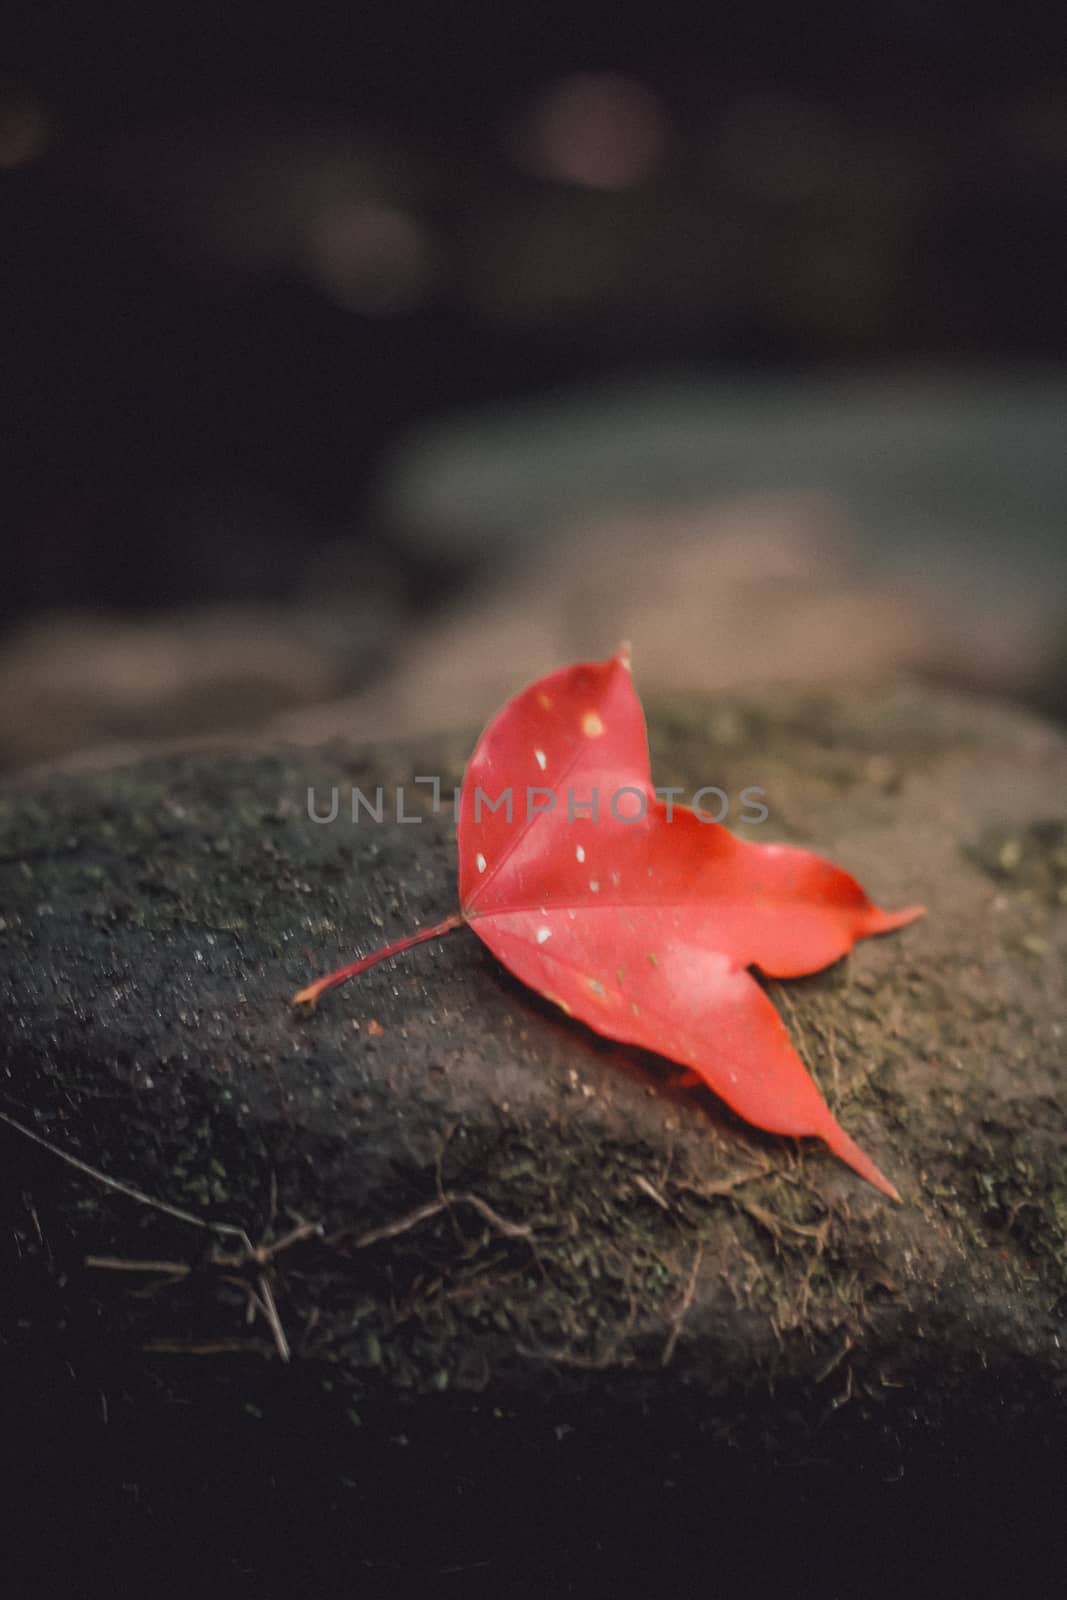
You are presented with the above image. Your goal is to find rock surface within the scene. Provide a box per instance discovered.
[1,683,1064,1593]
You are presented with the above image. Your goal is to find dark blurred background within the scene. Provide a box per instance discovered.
[3,1,1066,770]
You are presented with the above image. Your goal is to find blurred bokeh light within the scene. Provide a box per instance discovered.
[2,3,1065,771]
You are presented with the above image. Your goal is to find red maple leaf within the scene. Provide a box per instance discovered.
[294,646,924,1199]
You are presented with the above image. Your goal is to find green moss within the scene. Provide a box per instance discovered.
[967,819,1067,907]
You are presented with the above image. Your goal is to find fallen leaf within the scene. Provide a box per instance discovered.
[294,646,924,1198]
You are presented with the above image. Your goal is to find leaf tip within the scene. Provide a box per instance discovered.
[867,902,926,936]
[823,1123,901,1202]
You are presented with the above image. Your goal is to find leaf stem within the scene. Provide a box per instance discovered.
[291,912,465,1008]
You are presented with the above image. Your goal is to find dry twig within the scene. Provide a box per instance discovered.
[662,1241,705,1366]
[0,1107,249,1243]
[327,1191,532,1250]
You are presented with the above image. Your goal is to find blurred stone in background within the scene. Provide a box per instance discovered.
[6,373,1064,771]
[2,15,1065,769]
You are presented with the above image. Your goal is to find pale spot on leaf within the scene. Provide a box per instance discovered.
[534,748,547,770]
[589,879,600,893]
[576,844,586,863]
[537,926,551,944]
[581,710,604,738]
[476,853,487,873]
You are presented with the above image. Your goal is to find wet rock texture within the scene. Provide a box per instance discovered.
[1,684,1064,1594]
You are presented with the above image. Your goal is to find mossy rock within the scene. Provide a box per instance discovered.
[1,683,1063,1595]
